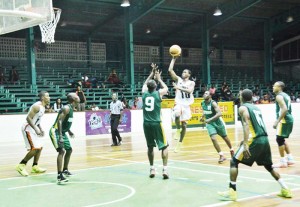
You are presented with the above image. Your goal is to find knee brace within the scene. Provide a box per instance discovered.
[230,158,239,168]
[264,165,273,172]
[276,137,285,146]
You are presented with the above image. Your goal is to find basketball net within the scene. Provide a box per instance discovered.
[39,8,61,44]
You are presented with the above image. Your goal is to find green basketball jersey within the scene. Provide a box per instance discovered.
[53,104,74,133]
[142,90,161,122]
[242,103,268,139]
[275,92,293,123]
[201,100,222,124]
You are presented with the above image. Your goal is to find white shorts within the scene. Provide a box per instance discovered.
[21,123,43,150]
[172,104,192,122]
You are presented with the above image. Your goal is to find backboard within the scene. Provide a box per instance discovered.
[0,0,53,35]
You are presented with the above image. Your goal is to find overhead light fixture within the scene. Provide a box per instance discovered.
[146,28,151,34]
[286,15,294,23]
[213,33,218,38]
[121,0,130,7]
[213,6,222,16]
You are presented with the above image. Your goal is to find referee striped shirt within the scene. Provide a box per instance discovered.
[110,100,123,115]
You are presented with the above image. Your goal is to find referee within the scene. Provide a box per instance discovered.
[110,93,123,146]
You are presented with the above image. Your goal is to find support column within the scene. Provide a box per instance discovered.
[264,20,273,83]
[124,9,134,86]
[26,27,36,86]
[87,37,92,69]
[202,15,211,84]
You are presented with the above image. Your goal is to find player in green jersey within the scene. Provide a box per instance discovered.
[201,91,234,163]
[49,93,80,183]
[142,64,169,179]
[218,89,292,201]
[272,81,295,168]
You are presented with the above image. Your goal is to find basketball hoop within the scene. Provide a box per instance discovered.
[39,8,61,44]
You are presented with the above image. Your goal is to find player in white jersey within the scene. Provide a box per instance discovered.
[168,57,195,152]
[16,91,50,176]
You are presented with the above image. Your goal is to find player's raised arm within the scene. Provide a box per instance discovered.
[142,63,157,93]
[155,70,168,97]
[168,57,178,82]
[173,80,195,94]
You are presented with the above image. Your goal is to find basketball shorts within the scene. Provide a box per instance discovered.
[49,127,72,150]
[276,122,293,138]
[234,136,272,166]
[21,123,43,150]
[172,104,192,122]
[143,122,168,150]
[206,119,227,137]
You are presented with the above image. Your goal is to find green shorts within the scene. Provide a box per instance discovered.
[234,136,272,166]
[49,127,72,150]
[206,121,227,137]
[276,122,293,138]
[143,122,168,150]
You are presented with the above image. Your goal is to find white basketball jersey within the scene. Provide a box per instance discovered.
[175,77,195,106]
[27,101,45,126]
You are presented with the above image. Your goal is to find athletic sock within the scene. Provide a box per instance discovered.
[32,163,38,166]
[218,152,224,156]
[229,181,236,191]
[20,160,27,165]
[278,178,288,189]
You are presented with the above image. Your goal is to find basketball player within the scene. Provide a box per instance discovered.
[218,89,292,201]
[49,93,79,183]
[16,91,50,176]
[201,91,234,163]
[168,56,195,152]
[272,81,295,168]
[142,67,169,179]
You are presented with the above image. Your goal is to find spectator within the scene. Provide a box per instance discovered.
[45,104,53,113]
[90,103,102,111]
[67,74,75,87]
[75,85,86,111]
[121,97,130,109]
[134,96,143,109]
[0,67,6,84]
[260,94,270,104]
[221,82,227,100]
[224,85,233,101]
[82,73,91,88]
[131,101,138,110]
[106,69,121,85]
[252,93,260,104]
[53,98,63,112]
[209,84,218,101]
[296,94,300,103]
[9,66,19,84]
[290,92,296,102]
[252,85,260,96]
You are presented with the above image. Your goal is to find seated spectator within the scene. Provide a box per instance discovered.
[296,94,300,103]
[76,85,86,111]
[82,73,91,88]
[290,92,296,102]
[106,69,121,85]
[67,74,75,87]
[90,103,102,111]
[9,66,19,84]
[131,101,138,110]
[0,67,6,84]
[223,85,233,101]
[260,94,270,104]
[53,98,63,112]
[252,92,260,104]
[209,84,218,100]
[45,104,53,113]
[134,96,143,109]
[121,97,130,109]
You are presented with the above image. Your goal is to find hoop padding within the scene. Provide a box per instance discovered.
[39,9,61,44]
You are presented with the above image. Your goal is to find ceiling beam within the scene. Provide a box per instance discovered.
[129,0,165,23]
[207,0,262,30]
[271,6,300,33]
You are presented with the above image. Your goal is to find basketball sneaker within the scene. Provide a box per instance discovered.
[57,173,69,184]
[218,188,237,201]
[174,142,182,153]
[162,169,169,180]
[278,188,292,198]
[218,155,226,164]
[149,168,156,178]
[272,160,288,168]
[31,165,46,173]
[16,164,29,177]
[63,170,73,177]
[286,157,295,166]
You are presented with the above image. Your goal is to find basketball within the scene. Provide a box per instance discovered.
[169,45,182,57]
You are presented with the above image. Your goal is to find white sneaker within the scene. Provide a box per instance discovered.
[174,129,180,140]
[272,161,288,168]
[287,157,295,166]
[174,142,182,153]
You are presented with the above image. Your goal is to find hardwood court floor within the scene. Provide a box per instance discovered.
[0,124,299,206]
